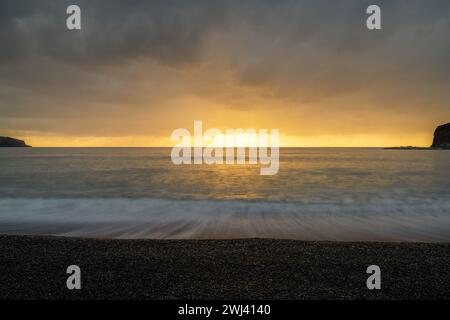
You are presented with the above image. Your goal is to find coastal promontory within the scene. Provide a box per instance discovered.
[386,122,450,149]
[431,122,450,149]
[0,137,31,147]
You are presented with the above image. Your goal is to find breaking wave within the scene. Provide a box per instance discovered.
[1,198,449,241]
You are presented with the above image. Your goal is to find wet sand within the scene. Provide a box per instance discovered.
[0,235,449,300]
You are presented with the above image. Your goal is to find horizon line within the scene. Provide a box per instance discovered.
[9,146,430,148]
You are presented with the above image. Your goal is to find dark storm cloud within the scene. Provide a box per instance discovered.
[0,0,229,65]
[0,0,231,134]
[4,0,446,66]
[1,0,450,139]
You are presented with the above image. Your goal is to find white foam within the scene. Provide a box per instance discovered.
[0,198,449,241]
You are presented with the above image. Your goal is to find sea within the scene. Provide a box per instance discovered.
[0,147,449,241]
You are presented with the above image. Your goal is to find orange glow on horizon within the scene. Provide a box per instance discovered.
[19,132,433,148]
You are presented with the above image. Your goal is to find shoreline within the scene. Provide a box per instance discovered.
[1,234,449,300]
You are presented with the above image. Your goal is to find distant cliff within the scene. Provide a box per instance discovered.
[0,137,31,147]
[431,123,450,149]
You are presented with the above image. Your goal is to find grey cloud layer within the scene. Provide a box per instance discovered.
[0,0,229,65]
[1,0,450,137]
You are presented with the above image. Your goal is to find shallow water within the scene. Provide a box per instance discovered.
[0,148,449,241]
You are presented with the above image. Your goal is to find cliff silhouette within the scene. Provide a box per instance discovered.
[431,123,450,149]
[0,137,31,147]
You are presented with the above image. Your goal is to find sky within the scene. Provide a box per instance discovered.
[0,0,450,147]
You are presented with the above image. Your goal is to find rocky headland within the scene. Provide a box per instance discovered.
[0,136,31,147]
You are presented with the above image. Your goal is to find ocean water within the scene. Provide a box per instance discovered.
[0,147,449,241]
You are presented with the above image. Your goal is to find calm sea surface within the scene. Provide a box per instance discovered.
[0,148,449,241]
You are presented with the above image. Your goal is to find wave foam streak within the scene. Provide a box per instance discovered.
[0,198,449,241]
